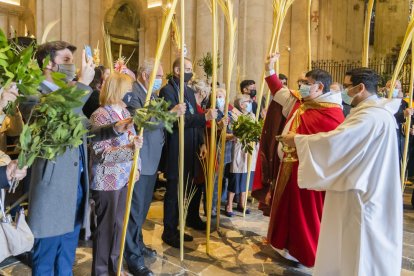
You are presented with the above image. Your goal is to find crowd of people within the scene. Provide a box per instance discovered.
[0,39,412,276]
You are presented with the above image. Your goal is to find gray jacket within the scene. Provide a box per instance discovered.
[123,81,164,175]
[21,82,120,238]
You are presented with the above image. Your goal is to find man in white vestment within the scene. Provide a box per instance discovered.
[282,68,403,276]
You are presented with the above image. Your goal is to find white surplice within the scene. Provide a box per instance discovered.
[294,96,403,276]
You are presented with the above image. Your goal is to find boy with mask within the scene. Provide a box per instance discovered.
[259,53,344,267]
[240,80,259,114]
[20,41,133,275]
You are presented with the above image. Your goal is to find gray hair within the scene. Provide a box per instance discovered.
[233,94,250,110]
[138,59,156,76]
[190,79,211,95]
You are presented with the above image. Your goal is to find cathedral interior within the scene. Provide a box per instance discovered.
[0,0,413,275]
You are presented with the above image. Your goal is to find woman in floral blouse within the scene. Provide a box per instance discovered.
[89,72,143,276]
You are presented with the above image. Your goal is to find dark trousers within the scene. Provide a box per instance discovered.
[32,177,84,276]
[91,186,127,276]
[124,174,157,269]
[163,177,202,236]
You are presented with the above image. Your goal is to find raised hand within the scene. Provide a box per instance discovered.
[265,53,281,71]
[78,49,95,86]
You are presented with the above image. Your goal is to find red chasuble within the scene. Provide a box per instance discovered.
[255,74,345,267]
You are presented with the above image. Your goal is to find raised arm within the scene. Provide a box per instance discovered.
[265,53,284,96]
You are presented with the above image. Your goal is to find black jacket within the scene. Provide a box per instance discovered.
[159,78,206,179]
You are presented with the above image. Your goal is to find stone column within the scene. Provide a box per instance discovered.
[237,0,272,93]
[287,0,308,88]
[221,0,240,95]
[317,0,333,60]
[374,0,409,58]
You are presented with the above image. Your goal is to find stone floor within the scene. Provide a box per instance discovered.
[1,187,414,276]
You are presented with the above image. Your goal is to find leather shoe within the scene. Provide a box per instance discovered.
[162,232,193,248]
[141,246,157,258]
[130,265,154,276]
[183,233,193,241]
[186,219,207,231]
[162,233,180,248]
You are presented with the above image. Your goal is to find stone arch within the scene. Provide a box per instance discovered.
[104,0,144,71]
[104,0,145,29]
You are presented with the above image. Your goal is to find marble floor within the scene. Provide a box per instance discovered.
[1,187,414,276]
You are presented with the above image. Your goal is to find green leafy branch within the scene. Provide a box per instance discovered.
[231,114,263,154]
[133,98,178,134]
[197,51,221,81]
[0,29,44,115]
[17,86,89,169]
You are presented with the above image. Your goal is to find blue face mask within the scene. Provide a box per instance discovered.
[341,90,353,105]
[392,88,399,98]
[245,102,252,113]
[152,78,163,91]
[216,98,225,109]
[299,84,311,98]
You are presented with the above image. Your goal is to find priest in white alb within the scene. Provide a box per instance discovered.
[282,67,403,276]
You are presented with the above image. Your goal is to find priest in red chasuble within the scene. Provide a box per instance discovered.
[253,53,344,267]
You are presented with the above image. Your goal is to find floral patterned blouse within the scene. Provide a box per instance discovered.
[89,105,140,191]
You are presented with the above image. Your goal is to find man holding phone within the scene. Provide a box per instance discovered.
[19,41,134,275]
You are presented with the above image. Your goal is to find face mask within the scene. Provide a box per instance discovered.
[184,72,193,82]
[299,84,311,98]
[216,98,225,109]
[341,90,353,105]
[344,88,355,105]
[249,89,257,98]
[56,63,76,82]
[392,88,399,98]
[153,78,162,91]
[245,102,252,113]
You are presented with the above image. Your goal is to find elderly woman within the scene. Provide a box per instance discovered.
[190,79,211,109]
[226,94,258,217]
[89,72,143,276]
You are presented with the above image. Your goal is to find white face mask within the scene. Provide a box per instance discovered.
[344,84,360,105]
[216,98,225,109]
[245,102,252,113]
[299,84,311,98]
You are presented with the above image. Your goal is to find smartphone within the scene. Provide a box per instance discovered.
[84,45,93,61]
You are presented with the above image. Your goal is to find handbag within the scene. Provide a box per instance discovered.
[0,189,34,263]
